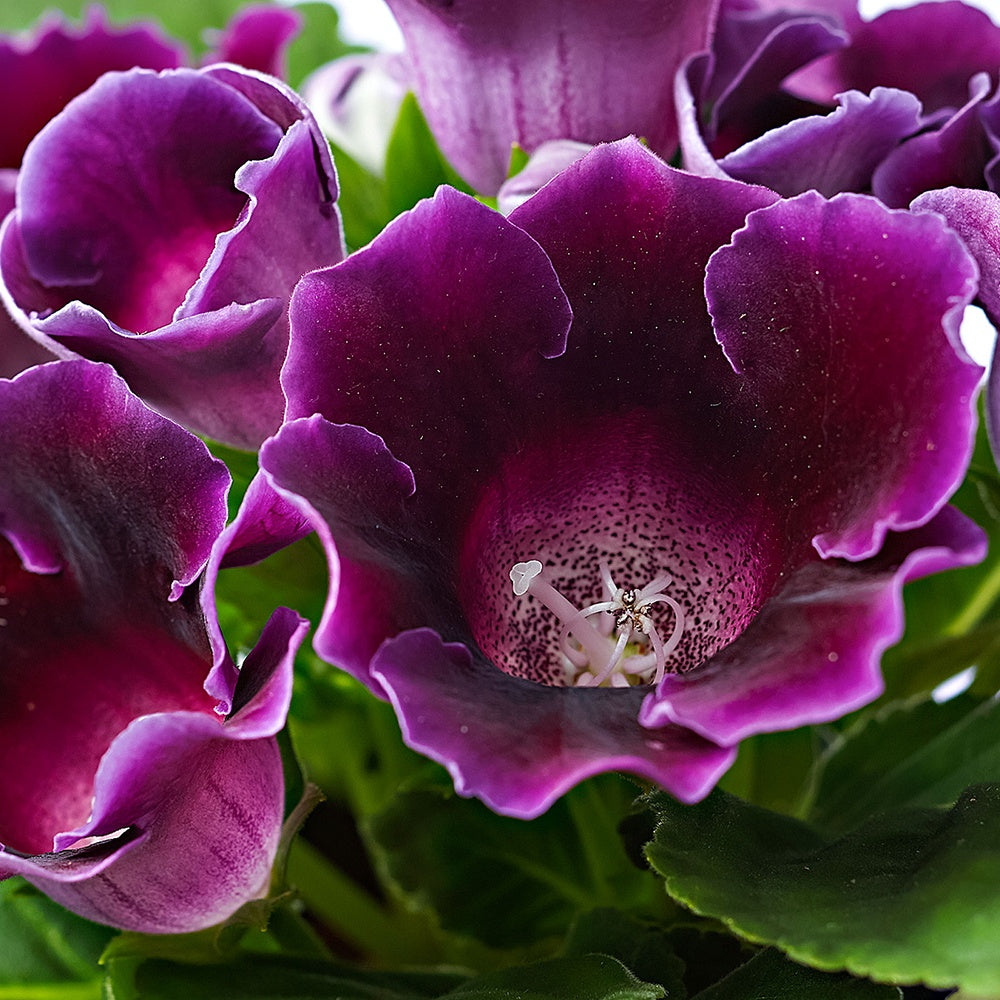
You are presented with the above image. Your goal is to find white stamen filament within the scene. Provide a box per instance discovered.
[509,561,617,670]
[510,558,687,687]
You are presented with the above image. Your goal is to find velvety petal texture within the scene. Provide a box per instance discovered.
[717,88,922,197]
[382,0,719,193]
[259,139,982,817]
[0,360,307,932]
[0,65,345,448]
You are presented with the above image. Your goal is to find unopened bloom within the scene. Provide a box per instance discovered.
[0,64,344,448]
[258,140,983,817]
[0,360,306,931]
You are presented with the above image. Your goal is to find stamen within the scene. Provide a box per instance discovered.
[509,561,615,670]
[510,558,687,687]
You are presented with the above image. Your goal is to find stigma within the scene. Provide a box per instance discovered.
[509,559,685,687]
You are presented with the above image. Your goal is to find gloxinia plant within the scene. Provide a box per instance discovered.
[379,0,719,193]
[0,359,306,932]
[257,139,985,818]
[0,63,344,449]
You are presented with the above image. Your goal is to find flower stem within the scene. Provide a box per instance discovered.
[0,986,101,1000]
[285,837,432,964]
[944,556,1000,637]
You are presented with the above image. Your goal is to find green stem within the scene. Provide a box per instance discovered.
[566,781,622,905]
[945,557,1000,637]
[285,838,431,964]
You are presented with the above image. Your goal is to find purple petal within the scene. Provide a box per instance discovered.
[911,187,1000,327]
[371,628,736,818]
[496,139,593,214]
[872,74,993,208]
[718,88,922,197]
[510,139,777,420]
[707,191,982,560]
[0,360,229,588]
[267,138,986,815]
[910,186,1000,464]
[18,70,280,308]
[700,5,848,139]
[284,186,571,509]
[383,0,719,192]
[209,4,301,79]
[5,721,284,933]
[640,507,986,743]
[259,416,419,690]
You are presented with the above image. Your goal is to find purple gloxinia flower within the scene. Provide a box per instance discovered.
[257,139,984,818]
[381,0,719,194]
[786,0,1000,114]
[0,7,183,378]
[678,0,1000,203]
[0,359,307,932]
[0,64,344,449]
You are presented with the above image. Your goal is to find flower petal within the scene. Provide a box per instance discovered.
[383,0,718,192]
[210,4,301,79]
[284,186,571,508]
[718,88,922,197]
[707,190,982,560]
[371,628,736,818]
[640,507,986,743]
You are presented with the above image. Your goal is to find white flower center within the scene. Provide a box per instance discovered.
[509,558,685,687]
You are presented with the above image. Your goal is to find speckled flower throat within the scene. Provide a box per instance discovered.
[459,419,783,688]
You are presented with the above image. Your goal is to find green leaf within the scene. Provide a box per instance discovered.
[384,93,473,217]
[213,533,328,660]
[717,727,819,816]
[110,955,464,1000]
[690,948,900,1000]
[806,694,1000,834]
[108,954,661,1000]
[564,910,686,997]
[441,955,664,1000]
[645,784,1000,995]
[330,143,394,251]
[0,879,111,992]
[365,776,654,949]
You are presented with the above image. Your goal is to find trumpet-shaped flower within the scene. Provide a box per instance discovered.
[259,140,984,818]
[0,64,344,448]
[0,360,306,932]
